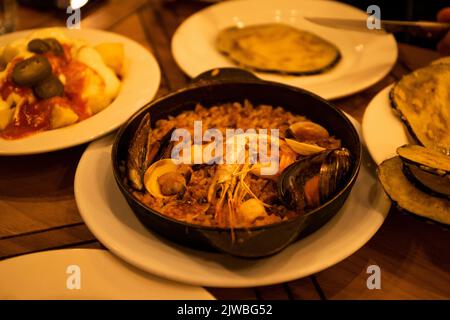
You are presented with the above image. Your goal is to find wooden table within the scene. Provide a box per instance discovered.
[1,0,449,300]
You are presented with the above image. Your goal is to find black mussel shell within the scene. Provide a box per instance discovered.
[278,148,351,212]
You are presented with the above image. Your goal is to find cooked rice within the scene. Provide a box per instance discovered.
[130,100,340,228]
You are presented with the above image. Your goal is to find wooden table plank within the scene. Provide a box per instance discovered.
[314,211,450,299]
[0,146,86,237]
[15,6,58,30]
[398,44,441,70]
[0,224,96,260]
[206,287,258,300]
[27,0,149,30]
[109,12,152,53]
[287,277,324,300]
[254,284,293,300]
[72,241,105,250]
[138,4,190,91]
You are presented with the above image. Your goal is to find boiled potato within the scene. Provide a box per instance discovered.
[50,105,79,129]
[77,46,120,113]
[2,38,30,63]
[80,67,110,115]
[94,42,125,76]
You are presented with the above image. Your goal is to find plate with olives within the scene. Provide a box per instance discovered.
[0,28,160,155]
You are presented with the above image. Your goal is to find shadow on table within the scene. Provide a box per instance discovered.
[0,144,86,200]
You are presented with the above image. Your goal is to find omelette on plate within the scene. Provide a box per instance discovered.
[216,23,341,75]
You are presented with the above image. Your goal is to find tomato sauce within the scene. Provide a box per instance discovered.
[0,43,91,140]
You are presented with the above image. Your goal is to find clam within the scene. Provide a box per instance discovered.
[397,145,450,198]
[284,138,325,156]
[277,148,351,211]
[126,112,175,190]
[144,159,185,198]
[283,121,333,156]
[287,121,330,141]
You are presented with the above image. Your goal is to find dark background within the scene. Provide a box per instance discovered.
[341,0,449,48]
[19,0,450,20]
[18,0,450,48]
[341,0,448,21]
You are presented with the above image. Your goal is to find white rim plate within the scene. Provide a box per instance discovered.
[171,0,397,99]
[74,115,390,288]
[0,249,214,299]
[362,84,411,165]
[0,28,160,155]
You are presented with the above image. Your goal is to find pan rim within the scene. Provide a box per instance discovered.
[111,79,361,233]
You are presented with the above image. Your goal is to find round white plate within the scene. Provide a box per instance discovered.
[362,84,412,165]
[171,0,397,100]
[0,28,160,155]
[75,116,390,288]
[0,249,214,300]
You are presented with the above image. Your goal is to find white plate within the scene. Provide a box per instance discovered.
[0,28,160,155]
[0,249,214,300]
[171,0,397,99]
[74,116,390,288]
[362,84,412,165]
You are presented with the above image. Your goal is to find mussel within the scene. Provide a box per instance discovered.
[277,148,351,212]
[397,144,450,199]
[286,121,330,141]
[126,113,175,190]
[378,156,450,225]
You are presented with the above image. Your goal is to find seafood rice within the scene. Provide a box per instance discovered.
[124,100,350,229]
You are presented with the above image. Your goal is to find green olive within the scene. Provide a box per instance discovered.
[12,56,52,87]
[33,75,64,99]
[43,38,63,56]
[27,39,51,54]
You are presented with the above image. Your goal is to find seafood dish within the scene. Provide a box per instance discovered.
[381,59,450,226]
[112,68,360,257]
[0,28,124,140]
[216,24,341,75]
[378,145,450,226]
[390,61,450,155]
[123,101,351,229]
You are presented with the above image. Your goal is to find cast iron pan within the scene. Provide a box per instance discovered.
[112,68,361,258]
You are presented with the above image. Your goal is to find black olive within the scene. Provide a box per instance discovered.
[27,39,51,54]
[11,56,52,87]
[33,75,64,99]
[43,38,63,56]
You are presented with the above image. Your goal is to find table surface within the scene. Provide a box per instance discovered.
[0,0,449,300]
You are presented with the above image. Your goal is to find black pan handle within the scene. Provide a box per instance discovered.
[191,68,261,85]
